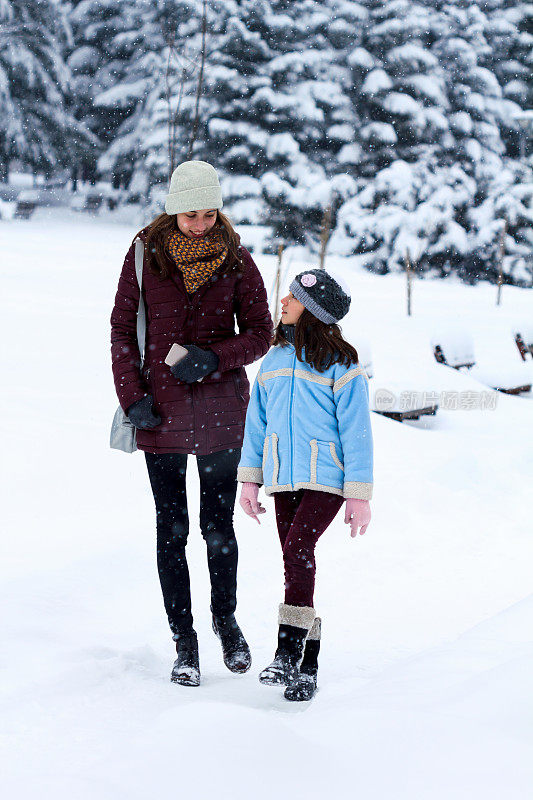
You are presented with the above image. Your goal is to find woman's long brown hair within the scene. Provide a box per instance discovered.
[272,309,359,373]
[134,210,244,279]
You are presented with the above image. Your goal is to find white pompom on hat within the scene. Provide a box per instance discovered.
[165,160,223,214]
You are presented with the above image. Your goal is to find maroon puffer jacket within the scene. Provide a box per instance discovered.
[111,233,273,455]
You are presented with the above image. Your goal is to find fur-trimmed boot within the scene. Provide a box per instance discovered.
[212,613,252,673]
[259,603,315,686]
[284,616,321,701]
[171,630,200,686]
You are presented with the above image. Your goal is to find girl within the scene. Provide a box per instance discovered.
[111,161,273,686]
[237,269,373,701]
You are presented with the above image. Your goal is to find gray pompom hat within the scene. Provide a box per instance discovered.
[289,268,351,324]
[165,160,223,214]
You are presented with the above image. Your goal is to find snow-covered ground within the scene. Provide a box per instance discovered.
[1,211,532,799]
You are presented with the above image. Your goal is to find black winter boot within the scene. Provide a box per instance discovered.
[284,617,321,701]
[171,630,200,686]
[259,603,315,687]
[212,613,252,673]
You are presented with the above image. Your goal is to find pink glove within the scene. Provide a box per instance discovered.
[239,482,266,524]
[344,498,371,537]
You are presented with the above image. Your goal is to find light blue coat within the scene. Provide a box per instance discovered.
[237,342,373,500]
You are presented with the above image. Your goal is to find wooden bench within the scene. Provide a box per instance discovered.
[514,328,533,361]
[13,184,69,218]
[374,404,438,422]
[431,331,531,396]
[14,199,37,219]
[433,343,475,370]
[363,336,439,422]
[84,194,103,213]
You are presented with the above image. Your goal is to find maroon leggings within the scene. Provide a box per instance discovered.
[273,489,344,608]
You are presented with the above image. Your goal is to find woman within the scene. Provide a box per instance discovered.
[237,269,373,701]
[111,160,273,686]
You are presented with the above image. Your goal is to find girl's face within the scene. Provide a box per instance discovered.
[176,209,217,239]
[280,292,306,324]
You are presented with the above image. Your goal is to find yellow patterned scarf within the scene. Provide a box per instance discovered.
[166,227,229,294]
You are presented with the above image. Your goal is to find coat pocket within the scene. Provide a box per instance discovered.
[232,371,247,404]
[262,433,280,486]
[141,365,153,393]
[271,433,280,486]
[309,439,344,486]
[262,435,270,478]
[328,441,344,472]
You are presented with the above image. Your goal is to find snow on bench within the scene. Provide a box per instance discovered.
[431,327,532,396]
[361,338,439,422]
[431,328,476,369]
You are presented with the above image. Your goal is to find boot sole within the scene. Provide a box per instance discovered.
[171,664,200,686]
[259,672,287,686]
[284,690,316,701]
[171,674,200,686]
[224,660,252,674]
[284,674,318,701]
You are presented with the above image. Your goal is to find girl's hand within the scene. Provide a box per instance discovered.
[239,482,266,524]
[344,499,371,537]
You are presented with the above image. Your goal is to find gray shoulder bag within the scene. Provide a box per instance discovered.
[110,238,146,453]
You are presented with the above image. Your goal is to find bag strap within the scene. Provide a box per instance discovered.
[134,238,146,365]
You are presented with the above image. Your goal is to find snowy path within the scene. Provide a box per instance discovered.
[1,213,532,799]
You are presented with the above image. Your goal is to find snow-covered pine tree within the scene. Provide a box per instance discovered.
[0,0,95,181]
[68,0,174,193]
[67,0,148,184]
[56,0,531,284]
[330,0,533,285]
[470,0,533,285]
[331,0,473,274]
[95,0,222,209]
[200,0,273,224]
[349,0,448,170]
[255,0,358,249]
[480,0,533,156]
[431,0,533,283]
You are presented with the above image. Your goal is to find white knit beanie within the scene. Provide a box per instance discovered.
[164,160,223,214]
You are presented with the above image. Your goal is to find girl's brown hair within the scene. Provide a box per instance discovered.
[273,309,359,373]
[135,210,244,279]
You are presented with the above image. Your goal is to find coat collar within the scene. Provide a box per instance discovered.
[279,323,296,344]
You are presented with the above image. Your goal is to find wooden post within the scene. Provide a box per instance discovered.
[405,248,413,317]
[187,0,207,159]
[273,244,284,327]
[163,31,187,180]
[319,202,333,269]
[496,219,506,306]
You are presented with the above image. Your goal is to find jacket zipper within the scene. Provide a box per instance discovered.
[190,289,199,450]
[288,347,296,488]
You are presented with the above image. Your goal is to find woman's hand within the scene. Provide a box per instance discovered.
[344,498,371,538]
[170,344,219,383]
[126,395,162,429]
[239,482,266,524]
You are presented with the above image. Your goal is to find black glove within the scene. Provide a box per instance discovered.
[126,395,162,429]
[170,344,219,383]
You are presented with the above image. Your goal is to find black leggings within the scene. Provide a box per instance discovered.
[144,448,241,637]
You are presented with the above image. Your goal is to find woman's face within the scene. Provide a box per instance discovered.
[176,209,218,239]
[280,292,306,324]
